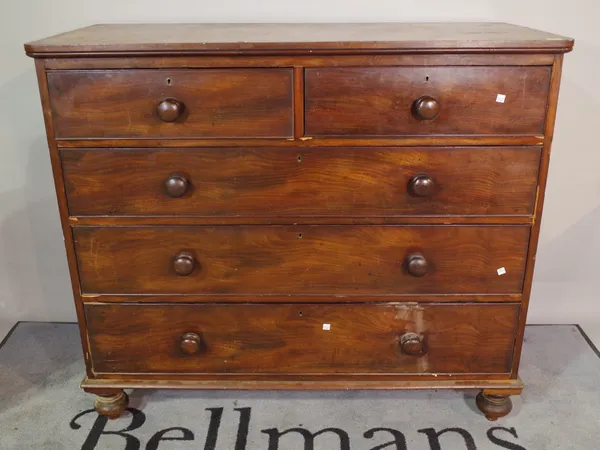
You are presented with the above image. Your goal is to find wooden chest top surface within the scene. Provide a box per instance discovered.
[25,22,573,54]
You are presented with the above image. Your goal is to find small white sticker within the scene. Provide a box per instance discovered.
[496,94,506,103]
[322,324,331,330]
[497,267,507,276]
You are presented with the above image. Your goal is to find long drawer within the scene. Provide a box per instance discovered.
[85,303,520,374]
[305,66,550,136]
[47,69,294,138]
[62,147,541,217]
[73,225,529,295]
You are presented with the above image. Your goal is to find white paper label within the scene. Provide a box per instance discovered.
[496,94,506,103]
[497,267,507,276]
[322,324,331,330]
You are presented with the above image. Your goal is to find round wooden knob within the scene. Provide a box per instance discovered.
[173,252,195,276]
[165,174,189,198]
[412,96,440,120]
[400,332,425,356]
[408,174,435,197]
[406,253,428,277]
[180,332,202,355]
[157,98,184,122]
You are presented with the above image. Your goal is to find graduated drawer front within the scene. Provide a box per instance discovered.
[85,303,519,374]
[47,69,293,138]
[62,147,540,217]
[73,225,529,295]
[305,66,550,136]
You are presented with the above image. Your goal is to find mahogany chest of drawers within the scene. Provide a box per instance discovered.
[25,23,573,420]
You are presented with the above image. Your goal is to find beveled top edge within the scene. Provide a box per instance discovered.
[25,23,574,56]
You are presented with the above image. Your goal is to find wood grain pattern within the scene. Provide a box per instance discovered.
[73,225,530,295]
[305,67,551,136]
[61,147,541,217]
[47,69,293,138]
[85,303,520,374]
[25,23,573,55]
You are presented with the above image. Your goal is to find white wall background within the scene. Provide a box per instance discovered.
[1,1,598,329]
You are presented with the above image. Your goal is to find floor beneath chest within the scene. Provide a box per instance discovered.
[1,323,599,449]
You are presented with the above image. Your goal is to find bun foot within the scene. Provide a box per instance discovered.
[476,391,513,421]
[94,390,129,419]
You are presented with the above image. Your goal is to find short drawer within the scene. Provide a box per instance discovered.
[85,303,519,374]
[47,69,293,138]
[305,66,550,136]
[73,225,529,295]
[62,147,540,217]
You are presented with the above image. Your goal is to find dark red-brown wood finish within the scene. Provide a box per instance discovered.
[73,225,530,295]
[48,69,294,138]
[26,23,573,421]
[61,147,541,217]
[85,303,520,374]
[305,66,550,136]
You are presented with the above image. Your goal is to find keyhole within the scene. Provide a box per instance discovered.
[425,76,430,82]
[166,78,172,86]
[297,233,303,239]
[299,311,303,316]
[297,155,303,163]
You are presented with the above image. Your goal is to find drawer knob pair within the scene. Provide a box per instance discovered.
[157,98,184,122]
[174,253,427,277]
[180,331,424,357]
[400,332,426,356]
[167,173,433,198]
[412,96,440,121]
[173,252,195,276]
[180,332,203,355]
[158,96,438,123]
